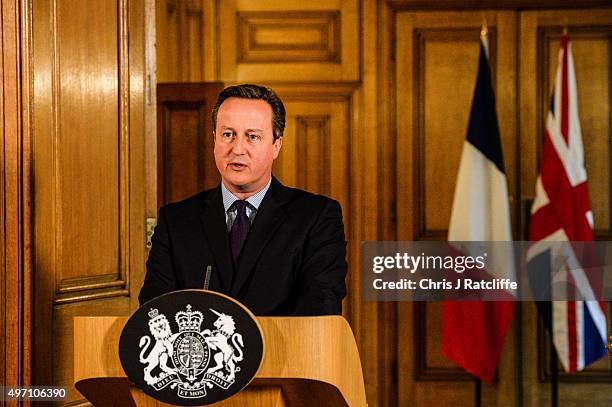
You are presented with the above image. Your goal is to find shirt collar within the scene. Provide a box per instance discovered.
[221,177,272,212]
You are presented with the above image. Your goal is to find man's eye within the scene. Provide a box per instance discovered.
[222,132,233,138]
[247,134,260,141]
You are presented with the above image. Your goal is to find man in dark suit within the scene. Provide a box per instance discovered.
[139,84,347,315]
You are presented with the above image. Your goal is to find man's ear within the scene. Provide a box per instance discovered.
[272,136,283,159]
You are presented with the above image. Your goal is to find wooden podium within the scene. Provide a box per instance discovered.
[74,316,367,407]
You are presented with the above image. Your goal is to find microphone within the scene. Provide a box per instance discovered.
[203,265,212,290]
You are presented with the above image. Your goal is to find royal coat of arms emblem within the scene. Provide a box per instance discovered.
[119,289,264,406]
[139,304,245,399]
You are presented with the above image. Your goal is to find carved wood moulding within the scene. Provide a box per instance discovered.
[237,11,341,63]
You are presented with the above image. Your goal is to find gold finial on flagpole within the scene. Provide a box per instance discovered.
[562,18,568,36]
[481,18,488,38]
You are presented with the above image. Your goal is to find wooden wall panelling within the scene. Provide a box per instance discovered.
[275,100,347,201]
[185,1,205,80]
[203,0,217,81]
[156,0,205,82]
[156,0,178,81]
[1,0,33,392]
[32,0,146,403]
[394,8,519,407]
[218,0,359,82]
[519,9,612,407]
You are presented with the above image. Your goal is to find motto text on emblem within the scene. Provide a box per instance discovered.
[138,304,245,399]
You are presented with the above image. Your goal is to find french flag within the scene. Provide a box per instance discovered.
[527,33,607,373]
[441,29,515,383]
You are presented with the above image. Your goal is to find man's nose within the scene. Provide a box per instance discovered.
[231,134,247,155]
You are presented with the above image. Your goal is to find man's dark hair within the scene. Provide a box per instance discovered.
[211,84,286,141]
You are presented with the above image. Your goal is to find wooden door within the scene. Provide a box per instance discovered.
[32,0,147,404]
[156,82,224,206]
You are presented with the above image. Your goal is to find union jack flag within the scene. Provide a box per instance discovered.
[527,33,607,372]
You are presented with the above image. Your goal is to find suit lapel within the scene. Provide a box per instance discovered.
[200,187,233,291]
[231,178,290,296]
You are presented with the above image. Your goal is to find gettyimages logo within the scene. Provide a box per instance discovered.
[139,304,245,399]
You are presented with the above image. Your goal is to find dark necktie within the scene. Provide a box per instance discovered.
[229,200,250,264]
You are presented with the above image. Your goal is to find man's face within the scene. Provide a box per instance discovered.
[213,97,282,195]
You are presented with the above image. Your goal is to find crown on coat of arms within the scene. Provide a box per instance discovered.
[147,308,168,327]
[176,304,204,332]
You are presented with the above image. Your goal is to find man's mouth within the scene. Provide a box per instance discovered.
[229,162,247,170]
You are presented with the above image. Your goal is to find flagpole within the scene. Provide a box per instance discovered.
[549,26,563,407]
[550,337,558,407]
[476,26,486,407]
[474,24,486,407]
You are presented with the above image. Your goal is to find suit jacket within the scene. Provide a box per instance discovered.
[138,177,347,315]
